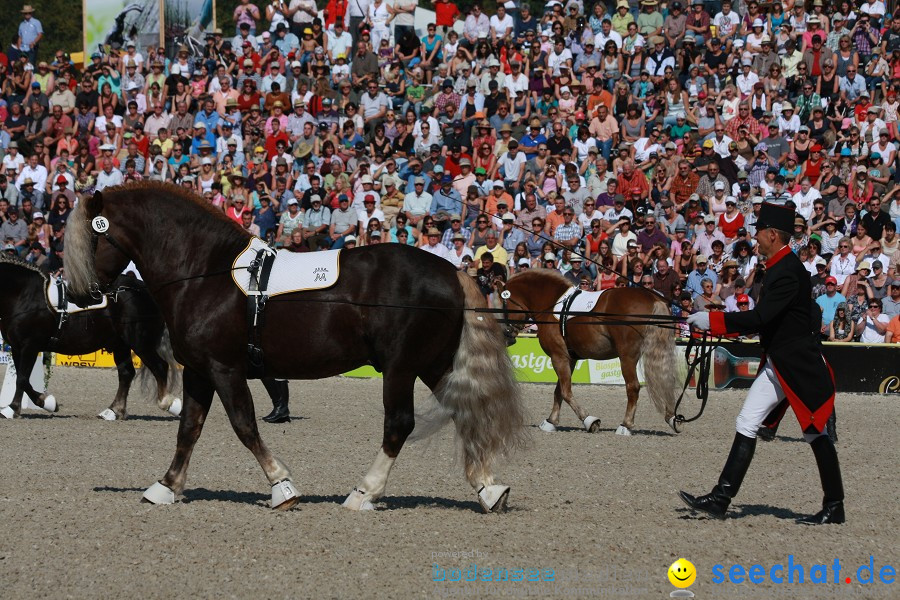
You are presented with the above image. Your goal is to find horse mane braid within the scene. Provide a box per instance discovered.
[508,267,571,286]
[105,180,246,233]
[0,253,48,281]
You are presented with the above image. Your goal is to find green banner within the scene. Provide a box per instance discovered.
[344,337,636,385]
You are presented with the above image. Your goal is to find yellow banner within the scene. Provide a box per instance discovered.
[55,350,142,368]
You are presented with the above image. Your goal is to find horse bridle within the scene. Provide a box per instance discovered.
[496,283,539,341]
[87,215,132,299]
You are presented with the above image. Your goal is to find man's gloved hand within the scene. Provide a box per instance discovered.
[687,311,711,331]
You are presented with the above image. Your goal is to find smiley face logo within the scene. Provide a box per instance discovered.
[668,558,697,589]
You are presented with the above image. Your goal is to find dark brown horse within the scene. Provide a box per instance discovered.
[495,269,680,436]
[0,255,179,419]
[64,182,525,512]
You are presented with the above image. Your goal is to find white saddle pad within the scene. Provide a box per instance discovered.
[231,238,341,297]
[45,276,108,314]
[553,287,606,321]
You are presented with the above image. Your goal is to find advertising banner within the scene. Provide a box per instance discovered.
[345,337,899,394]
[83,0,162,56]
[55,350,142,368]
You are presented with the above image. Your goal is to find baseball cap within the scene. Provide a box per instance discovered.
[825,276,838,285]
[696,254,709,264]
[736,294,750,304]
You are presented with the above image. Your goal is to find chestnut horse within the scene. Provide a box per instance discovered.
[496,269,680,436]
[64,182,525,513]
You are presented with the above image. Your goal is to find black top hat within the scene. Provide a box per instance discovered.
[755,203,795,233]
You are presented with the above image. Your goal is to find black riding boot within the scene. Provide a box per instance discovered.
[679,433,757,519]
[261,378,290,424]
[799,435,845,524]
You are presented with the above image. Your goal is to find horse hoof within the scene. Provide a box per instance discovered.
[141,481,176,505]
[667,416,682,434]
[477,484,510,513]
[342,488,376,511]
[615,425,633,436]
[538,419,557,432]
[98,408,118,421]
[583,416,601,432]
[167,398,182,417]
[1,406,15,419]
[271,479,300,510]
[42,395,58,413]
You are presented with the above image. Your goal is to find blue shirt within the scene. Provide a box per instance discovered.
[19,18,43,50]
[686,267,718,297]
[519,133,547,160]
[816,293,847,326]
[430,188,462,214]
[195,109,220,134]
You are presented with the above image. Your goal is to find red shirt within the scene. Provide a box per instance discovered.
[434,1,461,27]
[718,211,745,239]
[265,131,290,160]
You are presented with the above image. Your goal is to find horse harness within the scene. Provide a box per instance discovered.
[245,246,277,379]
[49,278,69,349]
[555,287,583,339]
[499,286,583,340]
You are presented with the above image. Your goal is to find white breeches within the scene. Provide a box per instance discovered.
[737,362,823,443]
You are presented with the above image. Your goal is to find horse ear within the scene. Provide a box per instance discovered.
[83,191,104,219]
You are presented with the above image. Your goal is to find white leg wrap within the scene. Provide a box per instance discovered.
[668,415,681,433]
[167,397,182,417]
[615,425,633,436]
[98,408,117,421]
[583,416,601,431]
[142,481,176,504]
[271,479,299,509]
[342,487,376,511]
[1,406,14,419]
[477,484,511,513]
[42,395,57,413]
[538,419,557,432]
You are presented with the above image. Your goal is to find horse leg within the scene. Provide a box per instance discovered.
[10,346,56,416]
[210,369,298,510]
[143,367,214,504]
[617,354,641,436]
[100,346,136,420]
[559,357,602,433]
[343,371,415,511]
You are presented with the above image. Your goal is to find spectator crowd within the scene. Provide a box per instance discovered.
[1,0,900,342]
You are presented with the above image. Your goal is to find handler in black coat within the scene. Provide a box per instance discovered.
[680,202,845,524]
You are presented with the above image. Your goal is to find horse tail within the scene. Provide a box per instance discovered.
[139,327,181,394]
[641,299,678,422]
[428,272,528,484]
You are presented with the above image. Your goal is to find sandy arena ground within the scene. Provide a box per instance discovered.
[0,366,897,600]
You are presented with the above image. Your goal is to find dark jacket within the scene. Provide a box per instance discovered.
[709,245,835,434]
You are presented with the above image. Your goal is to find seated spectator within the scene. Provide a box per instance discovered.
[857,298,890,343]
